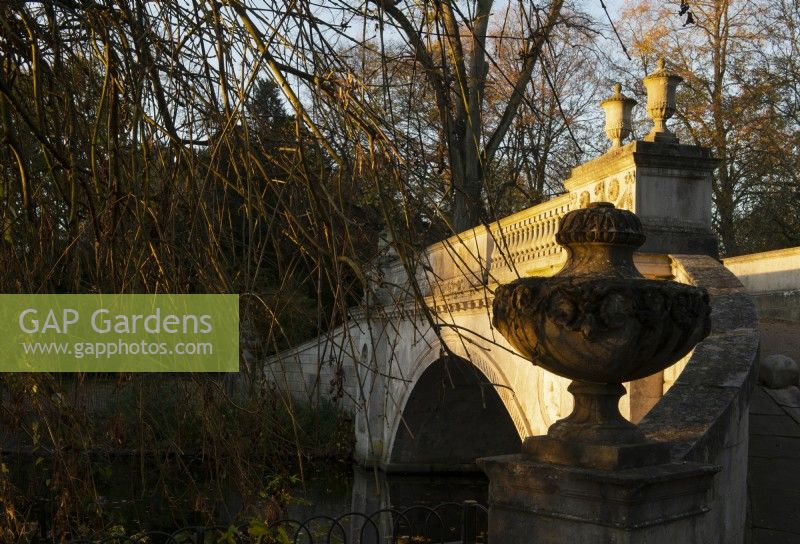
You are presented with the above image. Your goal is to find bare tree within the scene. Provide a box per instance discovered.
[482,8,604,218]
[616,0,772,255]
[360,0,565,231]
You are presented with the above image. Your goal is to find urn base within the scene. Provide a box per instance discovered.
[644,127,679,143]
[522,381,672,470]
[522,435,671,470]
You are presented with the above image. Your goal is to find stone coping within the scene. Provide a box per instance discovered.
[722,245,800,265]
[638,254,759,461]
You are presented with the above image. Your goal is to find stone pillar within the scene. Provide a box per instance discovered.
[563,141,718,257]
[478,455,718,544]
[629,371,664,423]
[486,201,720,542]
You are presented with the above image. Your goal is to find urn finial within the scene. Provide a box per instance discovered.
[600,83,637,148]
[643,57,683,143]
[557,201,645,248]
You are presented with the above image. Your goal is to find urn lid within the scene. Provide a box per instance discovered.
[643,58,683,84]
[600,82,637,107]
[556,202,646,247]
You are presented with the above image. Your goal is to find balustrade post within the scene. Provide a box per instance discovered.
[479,203,719,543]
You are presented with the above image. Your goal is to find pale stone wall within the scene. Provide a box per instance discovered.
[724,246,800,322]
[724,246,800,292]
[640,254,759,544]
[263,323,362,411]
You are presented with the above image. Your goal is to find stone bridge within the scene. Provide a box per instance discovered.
[266,134,740,470]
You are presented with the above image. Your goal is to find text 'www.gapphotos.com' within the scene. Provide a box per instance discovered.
[21,340,214,359]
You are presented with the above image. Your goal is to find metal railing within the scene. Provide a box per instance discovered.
[68,500,488,544]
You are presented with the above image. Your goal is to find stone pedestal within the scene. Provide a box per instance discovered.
[522,435,671,470]
[563,140,719,257]
[478,454,719,544]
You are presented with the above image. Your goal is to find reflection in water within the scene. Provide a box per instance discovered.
[11,453,488,539]
[290,465,488,516]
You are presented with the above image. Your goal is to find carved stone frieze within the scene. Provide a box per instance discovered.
[618,171,635,210]
[593,180,606,201]
[607,178,620,202]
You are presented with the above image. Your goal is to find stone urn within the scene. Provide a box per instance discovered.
[492,203,710,468]
[600,83,637,147]
[643,58,683,143]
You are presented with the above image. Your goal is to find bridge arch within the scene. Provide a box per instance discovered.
[383,333,528,471]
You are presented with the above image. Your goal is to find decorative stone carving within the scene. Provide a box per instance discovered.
[600,83,637,147]
[538,369,569,427]
[593,180,606,201]
[609,171,634,210]
[643,58,683,143]
[607,178,619,202]
[492,202,711,466]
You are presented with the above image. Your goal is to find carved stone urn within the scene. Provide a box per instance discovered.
[600,83,637,147]
[492,202,710,469]
[643,58,683,143]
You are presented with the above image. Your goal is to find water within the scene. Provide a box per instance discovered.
[11,455,488,538]
[287,465,488,519]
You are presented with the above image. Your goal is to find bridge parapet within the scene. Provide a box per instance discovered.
[723,246,800,322]
[423,192,573,295]
[377,137,719,316]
